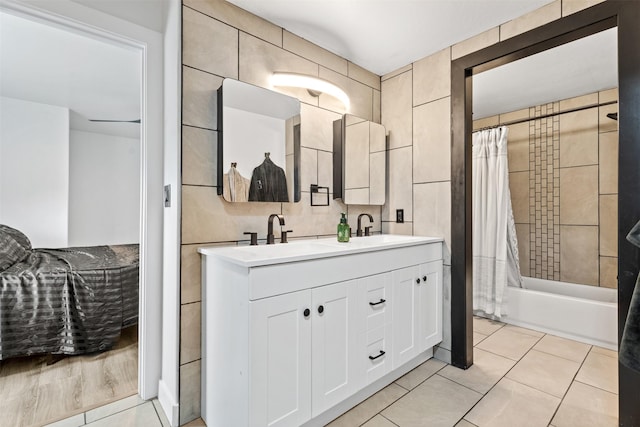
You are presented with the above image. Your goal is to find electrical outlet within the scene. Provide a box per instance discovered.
[396,209,404,223]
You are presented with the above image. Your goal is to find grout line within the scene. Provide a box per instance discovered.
[572,378,618,395]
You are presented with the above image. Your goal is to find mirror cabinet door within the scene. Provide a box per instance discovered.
[335,114,386,206]
[218,78,301,203]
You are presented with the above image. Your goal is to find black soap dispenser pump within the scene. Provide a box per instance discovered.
[337,213,350,243]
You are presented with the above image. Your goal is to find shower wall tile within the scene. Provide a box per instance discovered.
[183,0,282,46]
[563,0,606,16]
[509,171,529,225]
[182,6,238,78]
[598,131,618,195]
[381,70,413,149]
[317,150,334,191]
[516,223,530,277]
[413,47,451,106]
[348,62,381,91]
[179,360,201,425]
[558,93,598,112]
[182,126,217,187]
[413,97,451,183]
[507,122,529,172]
[559,109,598,167]
[180,302,201,365]
[560,225,599,286]
[598,103,618,134]
[599,257,618,289]
[499,108,529,124]
[500,0,561,41]
[282,192,347,237]
[559,165,598,226]
[452,27,500,60]
[473,115,499,131]
[599,194,618,257]
[373,89,381,123]
[181,244,202,304]
[300,147,318,191]
[599,88,618,103]
[382,147,413,222]
[382,221,413,236]
[182,66,222,130]
[283,30,347,75]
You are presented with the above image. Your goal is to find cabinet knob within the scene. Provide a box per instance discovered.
[368,350,386,360]
[416,278,421,284]
[318,305,324,314]
[423,276,427,282]
[303,308,310,317]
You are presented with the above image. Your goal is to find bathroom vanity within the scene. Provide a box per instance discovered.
[199,235,443,427]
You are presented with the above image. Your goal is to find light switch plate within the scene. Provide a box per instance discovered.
[164,185,171,207]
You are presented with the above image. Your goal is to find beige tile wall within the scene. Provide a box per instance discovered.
[475,89,618,288]
[180,1,383,423]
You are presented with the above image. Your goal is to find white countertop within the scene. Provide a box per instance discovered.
[197,234,443,267]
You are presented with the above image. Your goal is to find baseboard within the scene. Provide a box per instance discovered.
[158,379,180,427]
[434,345,452,364]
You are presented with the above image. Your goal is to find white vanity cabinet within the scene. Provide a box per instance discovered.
[200,236,443,427]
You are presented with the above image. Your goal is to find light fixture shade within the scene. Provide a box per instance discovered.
[271,72,350,110]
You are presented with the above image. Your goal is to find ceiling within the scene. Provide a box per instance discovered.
[227,0,618,118]
[0,10,141,139]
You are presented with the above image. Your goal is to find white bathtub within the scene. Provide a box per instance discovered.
[503,277,618,350]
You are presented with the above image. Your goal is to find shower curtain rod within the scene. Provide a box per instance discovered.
[475,99,618,131]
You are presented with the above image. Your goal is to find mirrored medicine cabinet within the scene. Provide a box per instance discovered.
[217,78,301,203]
[333,114,386,205]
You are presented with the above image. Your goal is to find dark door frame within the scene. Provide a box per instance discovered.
[450,1,640,425]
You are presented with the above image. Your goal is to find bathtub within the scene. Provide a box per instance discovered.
[503,277,618,350]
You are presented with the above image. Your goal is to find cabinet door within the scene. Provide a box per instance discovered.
[250,290,312,427]
[311,280,358,417]
[418,260,443,352]
[391,265,420,369]
[361,273,392,384]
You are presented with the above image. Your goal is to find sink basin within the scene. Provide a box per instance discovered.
[199,234,443,267]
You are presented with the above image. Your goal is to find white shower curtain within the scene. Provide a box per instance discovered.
[473,126,523,319]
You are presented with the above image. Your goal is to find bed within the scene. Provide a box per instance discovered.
[0,224,139,360]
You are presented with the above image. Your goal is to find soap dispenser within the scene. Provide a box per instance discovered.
[337,213,350,243]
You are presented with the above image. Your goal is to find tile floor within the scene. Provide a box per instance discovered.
[45,317,618,427]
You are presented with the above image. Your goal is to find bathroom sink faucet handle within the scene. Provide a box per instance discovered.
[357,213,374,237]
[281,230,293,244]
[243,232,258,245]
[365,226,372,236]
[267,214,285,245]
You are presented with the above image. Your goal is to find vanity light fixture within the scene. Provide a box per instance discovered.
[271,72,350,110]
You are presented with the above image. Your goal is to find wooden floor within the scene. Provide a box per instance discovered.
[0,326,138,427]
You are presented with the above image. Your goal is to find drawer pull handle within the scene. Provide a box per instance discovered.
[369,299,386,306]
[369,350,386,360]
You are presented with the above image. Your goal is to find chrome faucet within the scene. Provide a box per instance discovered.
[267,214,285,244]
[356,213,373,237]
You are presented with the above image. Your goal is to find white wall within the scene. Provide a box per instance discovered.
[68,130,139,246]
[0,96,69,248]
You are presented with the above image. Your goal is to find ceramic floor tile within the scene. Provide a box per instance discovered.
[361,414,397,427]
[473,332,488,346]
[473,316,505,336]
[84,401,161,427]
[551,381,618,427]
[575,351,618,393]
[85,394,143,423]
[455,420,478,427]
[591,346,618,359]
[394,358,447,390]
[438,348,516,394]
[502,324,545,338]
[326,383,407,427]
[382,374,482,427]
[475,326,542,361]
[43,413,85,427]
[464,378,561,427]
[506,350,580,398]
[533,334,591,363]
[182,418,206,427]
